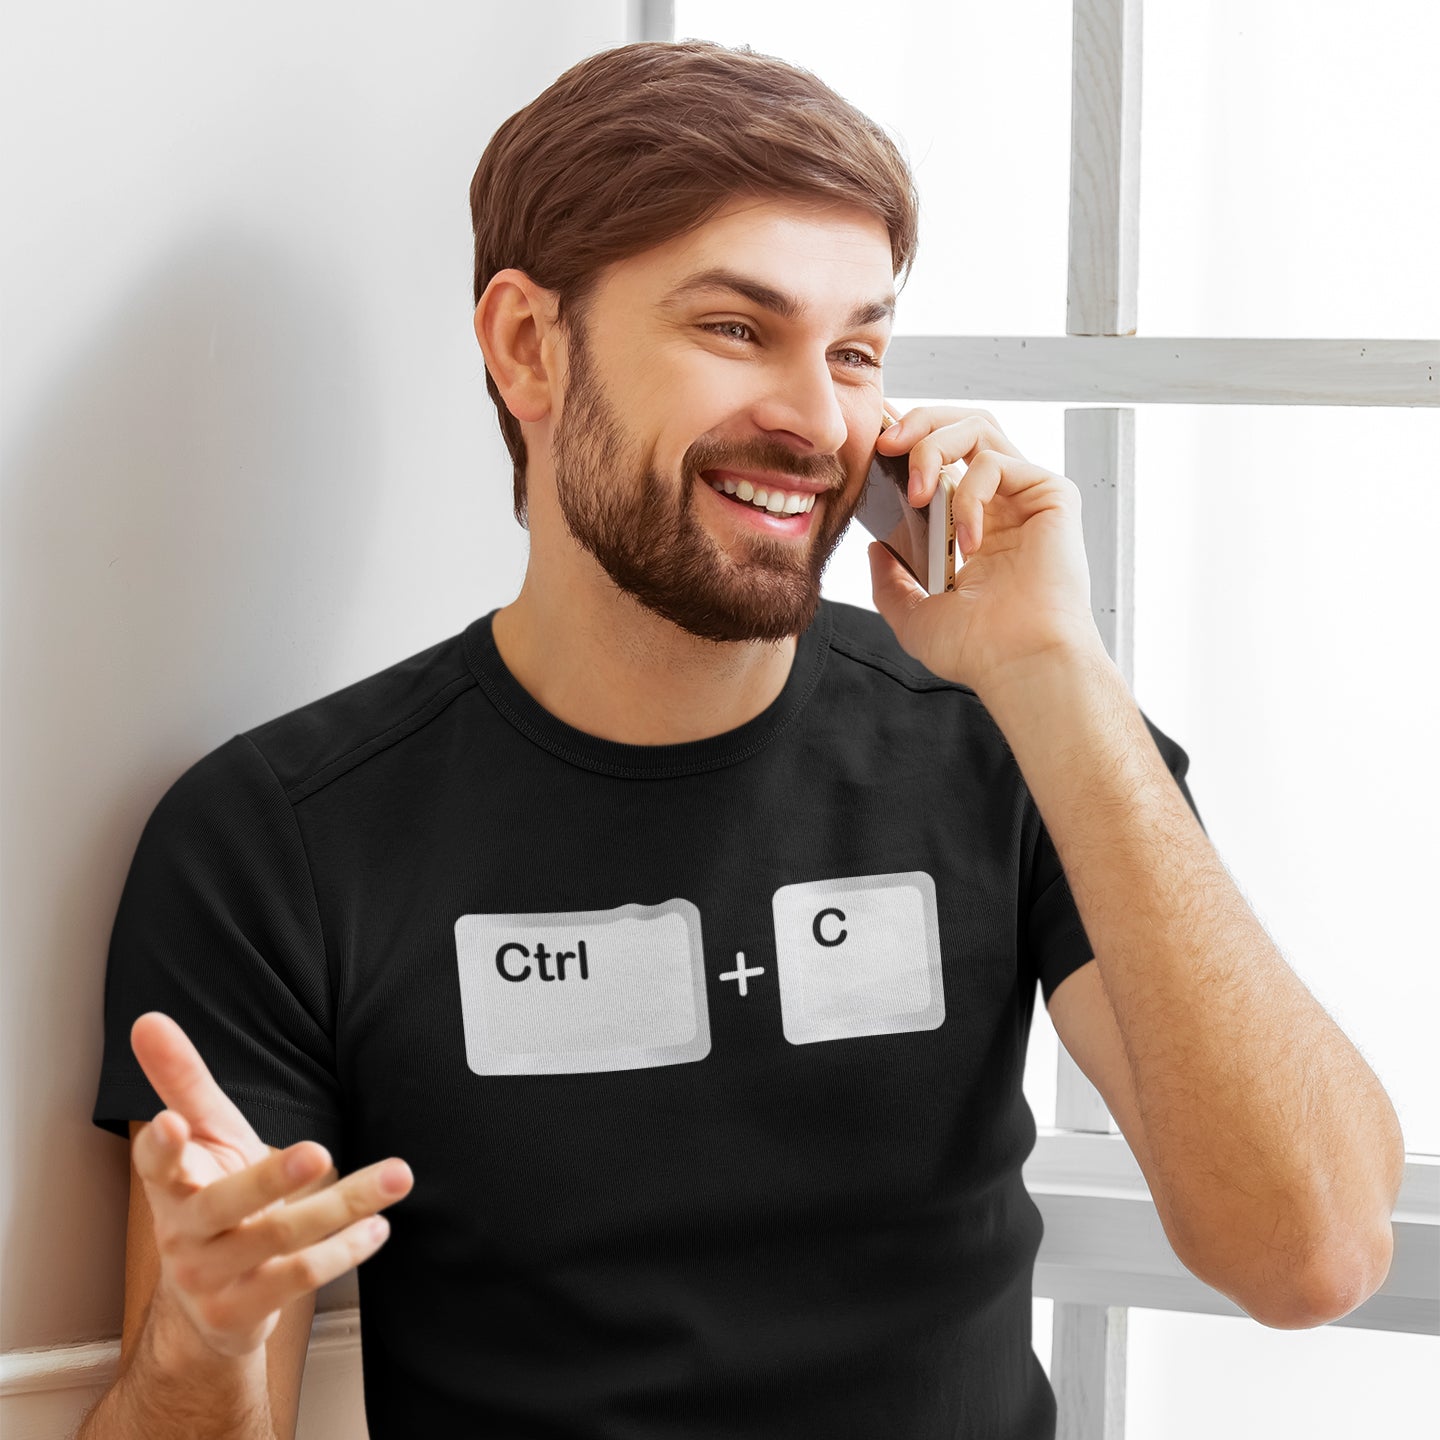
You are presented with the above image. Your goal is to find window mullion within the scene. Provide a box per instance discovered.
[1052,1,1145,1434]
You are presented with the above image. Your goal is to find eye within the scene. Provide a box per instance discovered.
[700,320,756,345]
[697,322,882,370]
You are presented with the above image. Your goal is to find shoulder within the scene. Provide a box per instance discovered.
[820,597,984,705]
[235,626,477,804]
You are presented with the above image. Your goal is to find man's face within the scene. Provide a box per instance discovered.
[545,194,896,645]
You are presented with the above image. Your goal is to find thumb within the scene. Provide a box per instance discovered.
[131,1011,263,1157]
[868,539,927,617]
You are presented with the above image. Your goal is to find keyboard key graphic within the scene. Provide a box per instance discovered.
[771,871,945,1044]
[454,899,710,1075]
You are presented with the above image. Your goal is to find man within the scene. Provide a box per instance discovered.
[86,37,1403,1440]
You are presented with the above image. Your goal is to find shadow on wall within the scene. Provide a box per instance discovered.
[1,224,381,1348]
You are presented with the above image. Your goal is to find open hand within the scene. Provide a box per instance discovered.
[129,1011,413,1361]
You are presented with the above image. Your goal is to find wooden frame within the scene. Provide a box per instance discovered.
[652,0,1439,1435]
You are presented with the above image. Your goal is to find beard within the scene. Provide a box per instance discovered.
[548,317,857,645]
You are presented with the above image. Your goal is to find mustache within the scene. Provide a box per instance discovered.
[682,441,844,490]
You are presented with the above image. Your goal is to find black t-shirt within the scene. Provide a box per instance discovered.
[92,596,1203,1438]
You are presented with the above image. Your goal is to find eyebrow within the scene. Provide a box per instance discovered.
[660,267,896,329]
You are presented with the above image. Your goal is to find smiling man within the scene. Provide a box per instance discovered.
[483,193,897,743]
[85,35,1401,1440]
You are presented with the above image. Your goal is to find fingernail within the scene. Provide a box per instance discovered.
[957,524,974,556]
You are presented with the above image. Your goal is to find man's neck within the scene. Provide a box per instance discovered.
[491,586,799,747]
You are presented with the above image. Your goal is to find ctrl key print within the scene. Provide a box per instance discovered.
[454,899,712,1076]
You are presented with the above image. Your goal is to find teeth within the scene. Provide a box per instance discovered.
[707,477,815,514]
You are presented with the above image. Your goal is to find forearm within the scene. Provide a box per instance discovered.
[76,1287,276,1440]
[982,644,1405,1317]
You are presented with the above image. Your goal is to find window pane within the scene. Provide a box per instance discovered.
[1125,1308,1436,1436]
[677,0,1439,339]
[1142,0,1440,338]
[673,0,1077,335]
[1130,403,1438,1158]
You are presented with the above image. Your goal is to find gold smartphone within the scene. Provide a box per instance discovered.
[853,406,960,594]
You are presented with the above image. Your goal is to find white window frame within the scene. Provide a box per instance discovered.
[644,1,1439,1434]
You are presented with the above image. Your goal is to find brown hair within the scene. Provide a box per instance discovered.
[468,38,922,528]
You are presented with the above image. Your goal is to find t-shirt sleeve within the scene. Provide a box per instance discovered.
[91,733,346,1167]
[1021,707,1207,1010]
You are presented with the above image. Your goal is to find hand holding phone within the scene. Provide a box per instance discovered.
[854,406,960,595]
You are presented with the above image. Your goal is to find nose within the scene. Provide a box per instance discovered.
[749,353,850,463]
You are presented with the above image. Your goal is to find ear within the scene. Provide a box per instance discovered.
[473,268,561,424]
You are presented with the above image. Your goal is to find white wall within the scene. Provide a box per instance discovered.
[1,2,629,1433]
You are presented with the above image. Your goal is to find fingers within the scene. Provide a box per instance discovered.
[946,453,1072,561]
[130,1011,254,1143]
[876,408,1030,507]
[205,1210,394,1332]
[878,405,1016,453]
[286,1152,343,1202]
[147,1137,413,1354]
[176,1149,414,1296]
[882,415,986,508]
[178,1140,336,1241]
[132,1107,205,1198]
